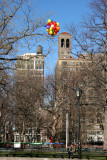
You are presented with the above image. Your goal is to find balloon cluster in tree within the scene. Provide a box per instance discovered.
[45,19,60,35]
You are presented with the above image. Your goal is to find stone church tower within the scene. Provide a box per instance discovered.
[56,32,72,84]
[58,32,71,59]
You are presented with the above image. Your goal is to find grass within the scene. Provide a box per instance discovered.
[0,150,107,159]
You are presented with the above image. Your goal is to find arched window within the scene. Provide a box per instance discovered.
[61,39,64,47]
[66,39,69,48]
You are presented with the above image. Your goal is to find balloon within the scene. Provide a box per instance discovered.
[53,26,56,30]
[47,23,51,26]
[50,27,53,31]
[45,19,60,36]
[54,32,57,35]
[57,22,59,26]
[46,26,50,29]
[53,21,57,25]
[48,19,51,23]
[55,29,58,32]
[56,26,60,30]
[51,24,54,28]
[50,31,53,35]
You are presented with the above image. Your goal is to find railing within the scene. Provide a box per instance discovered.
[0,142,107,159]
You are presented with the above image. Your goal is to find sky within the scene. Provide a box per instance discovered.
[30,0,92,75]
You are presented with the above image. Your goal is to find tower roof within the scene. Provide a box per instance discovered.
[60,32,71,35]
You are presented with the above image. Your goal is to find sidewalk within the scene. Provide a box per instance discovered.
[0,158,96,160]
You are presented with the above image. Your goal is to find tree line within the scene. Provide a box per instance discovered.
[0,0,106,148]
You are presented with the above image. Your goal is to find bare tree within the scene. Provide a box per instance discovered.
[0,0,55,143]
[14,71,44,142]
[67,0,107,147]
[0,69,15,142]
[0,0,54,76]
[44,73,82,144]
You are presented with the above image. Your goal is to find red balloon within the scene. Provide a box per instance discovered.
[53,26,56,30]
[53,21,57,26]
[47,23,51,26]
[51,22,54,25]
[55,29,58,33]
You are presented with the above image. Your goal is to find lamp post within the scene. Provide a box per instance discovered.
[66,113,69,149]
[76,88,82,159]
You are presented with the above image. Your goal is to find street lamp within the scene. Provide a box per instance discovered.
[76,88,82,159]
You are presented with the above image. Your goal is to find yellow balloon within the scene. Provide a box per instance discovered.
[57,22,59,26]
[50,27,53,31]
[50,31,53,35]
[48,19,51,23]
[46,29,49,32]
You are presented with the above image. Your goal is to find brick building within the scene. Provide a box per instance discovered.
[14,45,46,143]
[55,32,104,145]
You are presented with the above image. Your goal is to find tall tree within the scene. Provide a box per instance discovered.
[0,0,53,72]
[67,0,107,148]
[0,0,54,142]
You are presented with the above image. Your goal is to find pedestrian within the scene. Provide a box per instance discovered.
[67,148,71,159]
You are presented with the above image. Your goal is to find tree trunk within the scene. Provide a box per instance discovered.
[103,32,107,149]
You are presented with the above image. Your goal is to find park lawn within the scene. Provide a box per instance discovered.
[0,150,107,159]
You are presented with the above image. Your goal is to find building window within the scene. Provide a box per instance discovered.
[97,119,100,124]
[31,65,33,69]
[73,67,75,71]
[36,60,38,64]
[70,68,72,71]
[80,62,82,65]
[39,66,41,69]
[61,39,64,47]
[63,67,67,71]
[73,62,75,65]
[62,61,67,65]
[66,39,69,48]
[27,65,30,69]
[70,62,72,65]
[88,68,92,71]
[36,66,38,69]
[97,131,102,135]
[80,67,84,70]
[31,60,34,64]
[76,67,78,71]
[63,78,67,82]
[76,62,78,66]
[39,60,41,64]
[88,62,91,66]
[89,131,96,135]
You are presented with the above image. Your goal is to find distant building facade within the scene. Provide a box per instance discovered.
[14,45,47,143]
[17,45,44,82]
[55,32,104,145]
